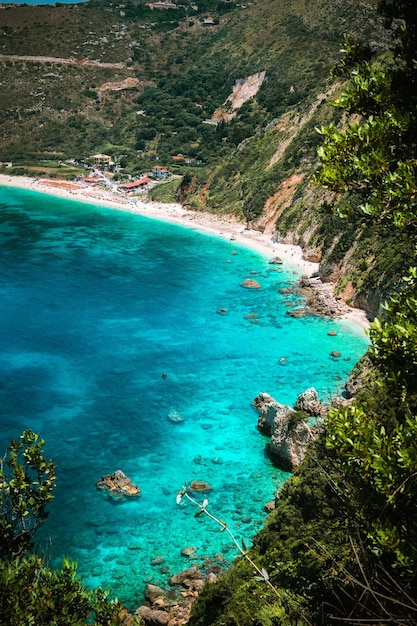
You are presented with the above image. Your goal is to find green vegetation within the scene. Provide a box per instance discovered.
[314,31,417,227]
[0,431,56,560]
[0,431,125,624]
[0,0,381,176]
[148,176,181,202]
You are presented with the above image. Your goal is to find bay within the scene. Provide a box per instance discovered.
[0,185,368,608]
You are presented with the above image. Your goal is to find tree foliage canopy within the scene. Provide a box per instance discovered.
[314,0,417,227]
[0,555,125,626]
[0,432,125,624]
[0,430,56,560]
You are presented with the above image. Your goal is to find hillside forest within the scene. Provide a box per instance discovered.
[0,0,416,624]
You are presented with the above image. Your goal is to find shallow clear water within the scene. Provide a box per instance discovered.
[0,186,368,608]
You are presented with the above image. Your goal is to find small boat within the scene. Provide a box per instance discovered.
[168,410,184,423]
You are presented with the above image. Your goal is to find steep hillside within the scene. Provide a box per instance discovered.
[0,0,382,164]
[184,4,417,623]
[1,0,409,314]
[183,77,414,319]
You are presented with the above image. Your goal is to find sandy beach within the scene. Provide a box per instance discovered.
[0,174,369,331]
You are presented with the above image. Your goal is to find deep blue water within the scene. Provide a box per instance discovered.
[0,185,369,608]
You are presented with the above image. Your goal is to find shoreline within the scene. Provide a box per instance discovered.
[0,174,369,331]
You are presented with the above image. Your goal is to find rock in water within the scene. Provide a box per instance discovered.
[168,410,184,423]
[189,480,212,492]
[294,387,324,416]
[96,470,140,498]
[241,278,261,289]
[253,392,320,471]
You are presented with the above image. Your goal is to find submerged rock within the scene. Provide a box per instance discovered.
[241,278,261,289]
[168,410,184,423]
[181,546,198,558]
[96,470,140,498]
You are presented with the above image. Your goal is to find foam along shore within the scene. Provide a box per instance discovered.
[0,174,369,331]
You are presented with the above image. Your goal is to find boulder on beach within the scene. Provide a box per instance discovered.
[269,256,283,265]
[96,470,140,498]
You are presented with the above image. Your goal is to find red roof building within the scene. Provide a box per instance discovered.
[80,177,100,184]
[119,177,152,190]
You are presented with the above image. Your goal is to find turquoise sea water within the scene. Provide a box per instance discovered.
[0,185,368,608]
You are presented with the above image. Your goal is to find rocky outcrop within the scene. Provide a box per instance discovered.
[254,392,293,435]
[96,470,140,498]
[294,387,325,416]
[254,390,324,471]
[297,275,351,317]
[126,566,215,626]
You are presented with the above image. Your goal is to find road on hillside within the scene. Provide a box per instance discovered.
[0,54,125,68]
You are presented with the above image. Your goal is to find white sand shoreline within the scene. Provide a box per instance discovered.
[0,174,370,331]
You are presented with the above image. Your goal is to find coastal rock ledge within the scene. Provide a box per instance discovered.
[96,470,140,498]
[125,566,215,626]
[254,389,325,471]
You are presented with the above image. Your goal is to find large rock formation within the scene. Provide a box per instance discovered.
[294,387,325,416]
[254,392,294,435]
[96,470,140,498]
[297,275,351,317]
[254,389,324,471]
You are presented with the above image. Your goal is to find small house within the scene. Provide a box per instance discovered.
[152,165,171,180]
[91,154,113,170]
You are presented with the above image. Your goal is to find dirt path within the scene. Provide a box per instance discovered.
[0,54,125,69]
